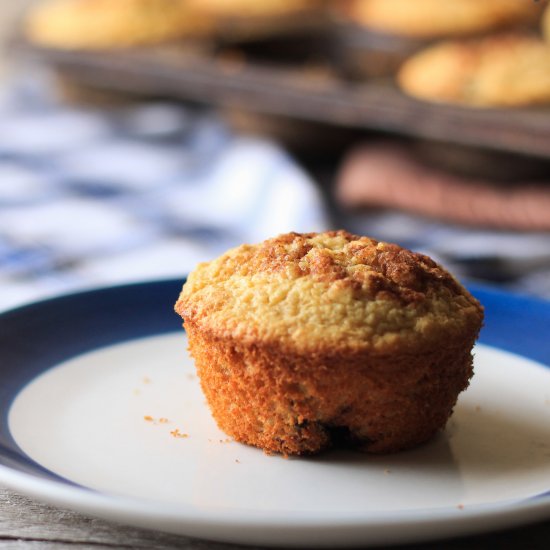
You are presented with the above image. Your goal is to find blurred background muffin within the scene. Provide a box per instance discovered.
[330,0,545,78]
[397,33,550,107]
[24,0,214,49]
[340,0,543,39]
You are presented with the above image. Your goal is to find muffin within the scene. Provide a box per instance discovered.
[175,231,483,456]
[397,34,550,107]
[343,0,543,39]
[24,0,214,50]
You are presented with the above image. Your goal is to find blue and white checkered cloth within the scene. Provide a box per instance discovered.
[1,73,549,312]
[0,73,328,312]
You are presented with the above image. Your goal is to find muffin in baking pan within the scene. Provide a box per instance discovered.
[340,0,543,39]
[397,33,550,107]
[330,0,544,78]
[24,0,214,49]
[175,231,483,456]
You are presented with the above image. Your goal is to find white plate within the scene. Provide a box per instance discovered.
[0,280,549,547]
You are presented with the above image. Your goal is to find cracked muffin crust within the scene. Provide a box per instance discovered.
[175,231,484,455]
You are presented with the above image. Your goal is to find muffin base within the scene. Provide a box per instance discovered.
[184,321,476,456]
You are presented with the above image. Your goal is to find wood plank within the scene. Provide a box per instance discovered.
[0,489,248,549]
[2,487,550,549]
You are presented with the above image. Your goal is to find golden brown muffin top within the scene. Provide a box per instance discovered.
[397,34,550,107]
[175,231,483,353]
[344,0,543,38]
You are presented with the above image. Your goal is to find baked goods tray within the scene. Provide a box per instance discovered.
[16,40,550,160]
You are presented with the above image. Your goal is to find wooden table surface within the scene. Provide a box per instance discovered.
[2,487,550,549]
